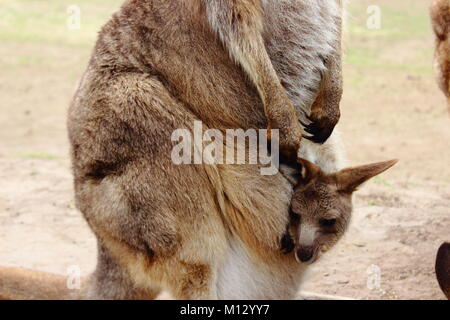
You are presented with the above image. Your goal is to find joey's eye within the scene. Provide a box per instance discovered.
[319,218,336,228]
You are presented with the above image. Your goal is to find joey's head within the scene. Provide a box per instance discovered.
[288,158,398,265]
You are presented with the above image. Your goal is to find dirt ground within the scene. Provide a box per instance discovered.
[0,0,449,300]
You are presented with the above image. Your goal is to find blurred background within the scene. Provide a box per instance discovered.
[0,0,449,299]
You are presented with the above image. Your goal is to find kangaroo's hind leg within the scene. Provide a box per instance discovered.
[85,242,161,300]
[0,242,160,300]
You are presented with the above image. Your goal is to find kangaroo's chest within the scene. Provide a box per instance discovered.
[263,0,342,113]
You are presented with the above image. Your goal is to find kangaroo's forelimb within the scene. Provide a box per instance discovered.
[204,0,303,159]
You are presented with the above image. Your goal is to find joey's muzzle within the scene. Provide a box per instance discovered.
[295,245,317,264]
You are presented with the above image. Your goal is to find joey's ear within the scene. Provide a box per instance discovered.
[297,158,322,184]
[279,163,300,185]
[280,158,322,186]
[335,159,398,193]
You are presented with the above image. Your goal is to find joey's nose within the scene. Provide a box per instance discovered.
[296,246,314,263]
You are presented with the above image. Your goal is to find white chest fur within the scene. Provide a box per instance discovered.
[216,238,304,299]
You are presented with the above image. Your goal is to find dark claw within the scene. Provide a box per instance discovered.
[303,127,333,144]
[299,112,335,144]
[279,151,299,169]
[299,119,310,128]
[301,110,313,121]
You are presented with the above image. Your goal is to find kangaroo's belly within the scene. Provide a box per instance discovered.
[216,238,304,300]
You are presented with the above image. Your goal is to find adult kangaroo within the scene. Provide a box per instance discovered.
[0,0,347,299]
[431,0,450,109]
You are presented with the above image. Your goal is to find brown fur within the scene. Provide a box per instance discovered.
[436,242,450,299]
[431,0,450,109]
[0,267,75,300]
[0,0,349,299]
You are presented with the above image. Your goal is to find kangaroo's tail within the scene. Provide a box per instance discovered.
[436,242,450,300]
[0,266,89,300]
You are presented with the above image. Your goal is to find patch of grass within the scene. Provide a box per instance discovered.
[347,1,431,40]
[377,6,431,39]
[372,176,394,188]
[0,0,122,48]
[0,0,123,76]
[345,0,434,77]
[344,46,379,68]
[1,54,48,68]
